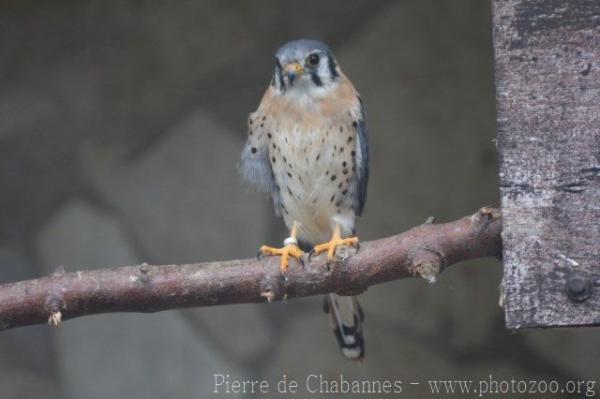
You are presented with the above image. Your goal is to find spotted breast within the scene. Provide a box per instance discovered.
[247,76,367,245]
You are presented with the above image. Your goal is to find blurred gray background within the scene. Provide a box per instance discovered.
[1,1,599,398]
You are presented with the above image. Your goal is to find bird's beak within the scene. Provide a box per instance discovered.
[284,62,304,84]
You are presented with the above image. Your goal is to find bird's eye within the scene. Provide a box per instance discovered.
[307,53,320,66]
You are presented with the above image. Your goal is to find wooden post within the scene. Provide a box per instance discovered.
[492,0,600,328]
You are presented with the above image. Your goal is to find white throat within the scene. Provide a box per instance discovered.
[284,81,336,109]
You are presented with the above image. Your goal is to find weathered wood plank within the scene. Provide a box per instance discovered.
[492,0,600,328]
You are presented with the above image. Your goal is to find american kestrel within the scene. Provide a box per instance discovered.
[241,39,369,360]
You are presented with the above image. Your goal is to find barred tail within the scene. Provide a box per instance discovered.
[324,294,365,360]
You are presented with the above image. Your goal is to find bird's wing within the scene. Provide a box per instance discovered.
[353,95,369,216]
[240,104,282,216]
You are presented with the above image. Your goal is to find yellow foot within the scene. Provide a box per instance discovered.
[313,235,359,262]
[259,243,304,272]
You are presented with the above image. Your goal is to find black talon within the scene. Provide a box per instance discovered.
[328,261,337,273]
[257,250,264,261]
[298,255,306,270]
[308,249,317,263]
[355,242,361,253]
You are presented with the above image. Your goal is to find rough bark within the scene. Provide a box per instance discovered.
[492,0,600,328]
[0,208,501,331]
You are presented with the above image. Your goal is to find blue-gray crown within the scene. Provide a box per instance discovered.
[275,39,332,62]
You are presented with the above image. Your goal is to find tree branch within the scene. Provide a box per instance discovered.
[0,207,502,331]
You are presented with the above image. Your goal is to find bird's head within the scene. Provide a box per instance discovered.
[272,39,341,99]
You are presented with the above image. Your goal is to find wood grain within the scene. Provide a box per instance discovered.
[492,0,600,328]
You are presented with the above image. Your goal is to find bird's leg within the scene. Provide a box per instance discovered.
[312,224,359,262]
[259,222,304,272]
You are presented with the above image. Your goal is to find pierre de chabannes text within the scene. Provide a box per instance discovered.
[214,374,402,395]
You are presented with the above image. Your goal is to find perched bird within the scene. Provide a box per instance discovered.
[241,39,369,360]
